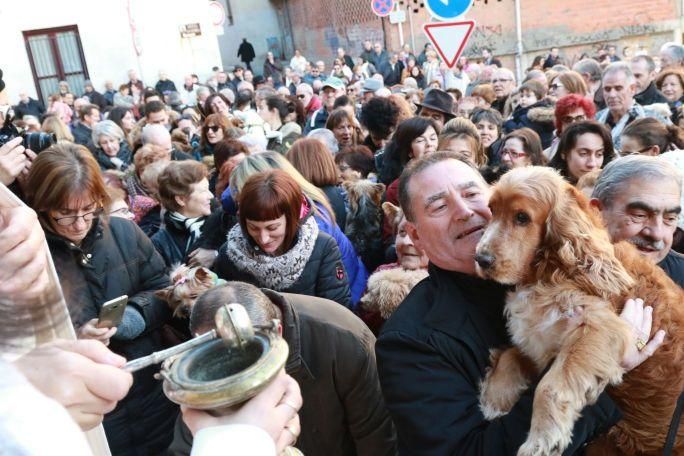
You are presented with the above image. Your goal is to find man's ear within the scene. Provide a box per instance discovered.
[629,82,637,96]
[405,220,421,247]
[589,197,603,211]
[174,195,186,208]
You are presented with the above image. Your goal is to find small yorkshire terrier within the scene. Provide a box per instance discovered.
[155,265,226,318]
[342,179,386,271]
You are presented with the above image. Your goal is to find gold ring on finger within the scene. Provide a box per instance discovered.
[636,338,647,351]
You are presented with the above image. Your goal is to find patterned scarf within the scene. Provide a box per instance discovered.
[168,211,206,251]
[224,216,319,290]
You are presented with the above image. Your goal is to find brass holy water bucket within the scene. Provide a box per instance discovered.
[159,303,289,410]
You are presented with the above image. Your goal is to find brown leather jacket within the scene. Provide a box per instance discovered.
[169,289,397,456]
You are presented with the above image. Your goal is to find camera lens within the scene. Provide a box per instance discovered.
[23,132,56,153]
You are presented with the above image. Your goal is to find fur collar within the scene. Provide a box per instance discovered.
[361,266,429,319]
[527,105,555,124]
[224,216,319,290]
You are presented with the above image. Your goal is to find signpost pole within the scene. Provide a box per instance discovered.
[407,4,416,53]
[396,3,405,46]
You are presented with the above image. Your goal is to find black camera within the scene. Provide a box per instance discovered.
[0,117,55,153]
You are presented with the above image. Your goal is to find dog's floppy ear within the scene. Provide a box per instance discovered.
[382,202,401,221]
[155,286,175,304]
[341,180,354,194]
[543,184,633,294]
[195,267,209,281]
[372,183,386,206]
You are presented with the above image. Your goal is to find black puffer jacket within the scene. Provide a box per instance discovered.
[214,215,352,307]
[46,217,177,456]
[502,100,555,149]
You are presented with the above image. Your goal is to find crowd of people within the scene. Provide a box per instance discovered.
[1,36,684,455]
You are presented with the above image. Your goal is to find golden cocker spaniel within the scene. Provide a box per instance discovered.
[474,166,684,455]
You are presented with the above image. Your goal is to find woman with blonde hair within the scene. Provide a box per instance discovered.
[41,114,74,142]
[225,151,369,304]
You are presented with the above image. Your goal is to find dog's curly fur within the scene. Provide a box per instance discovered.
[475,166,684,455]
[155,265,219,318]
[361,267,429,319]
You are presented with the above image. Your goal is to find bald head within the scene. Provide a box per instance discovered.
[142,124,172,151]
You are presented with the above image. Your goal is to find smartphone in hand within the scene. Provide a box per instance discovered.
[97,295,128,328]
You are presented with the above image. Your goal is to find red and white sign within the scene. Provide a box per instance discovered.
[423,20,475,69]
[370,0,395,17]
[208,1,226,26]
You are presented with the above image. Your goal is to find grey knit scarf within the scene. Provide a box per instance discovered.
[224,216,319,290]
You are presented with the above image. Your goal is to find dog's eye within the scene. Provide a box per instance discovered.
[514,212,530,225]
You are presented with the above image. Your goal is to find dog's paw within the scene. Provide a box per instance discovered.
[518,439,561,456]
[517,438,563,456]
[479,350,524,420]
[489,348,503,367]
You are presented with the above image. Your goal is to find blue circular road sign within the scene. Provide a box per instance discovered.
[424,0,473,21]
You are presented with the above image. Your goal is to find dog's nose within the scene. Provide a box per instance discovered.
[475,252,495,269]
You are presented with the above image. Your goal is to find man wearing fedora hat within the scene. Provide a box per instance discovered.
[415,88,455,130]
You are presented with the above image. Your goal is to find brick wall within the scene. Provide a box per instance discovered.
[281,0,679,72]
[383,0,679,70]
[284,0,385,65]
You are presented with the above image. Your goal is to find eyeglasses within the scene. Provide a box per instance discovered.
[561,114,587,124]
[52,208,103,226]
[621,146,653,156]
[501,149,528,159]
[205,125,220,132]
[491,78,512,84]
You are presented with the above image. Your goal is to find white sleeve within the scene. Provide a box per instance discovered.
[191,424,276,455]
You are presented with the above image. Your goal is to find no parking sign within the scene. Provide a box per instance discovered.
[371,0,395,17]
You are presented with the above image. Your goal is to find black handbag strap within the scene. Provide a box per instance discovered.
[664,389,684,455]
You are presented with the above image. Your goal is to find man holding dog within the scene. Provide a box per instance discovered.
[376,151,664,454]
[591,155,684,288]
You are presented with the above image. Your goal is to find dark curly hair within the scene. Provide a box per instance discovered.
[360,97,401,140]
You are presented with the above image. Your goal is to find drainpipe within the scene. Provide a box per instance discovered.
[514,0,523,82]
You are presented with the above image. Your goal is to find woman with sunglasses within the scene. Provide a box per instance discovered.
[24,142,178,455]
[194,113,231,159]
[548,71,588,101]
